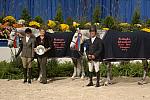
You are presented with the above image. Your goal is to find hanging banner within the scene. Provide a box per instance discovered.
[103,30,150,60]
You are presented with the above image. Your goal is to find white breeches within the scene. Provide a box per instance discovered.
[88,61,100,72]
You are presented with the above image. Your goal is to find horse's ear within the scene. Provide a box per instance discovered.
[74,32,78,37]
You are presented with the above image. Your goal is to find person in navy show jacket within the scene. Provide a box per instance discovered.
[85,25,103,87]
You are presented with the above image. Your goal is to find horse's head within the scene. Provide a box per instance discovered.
[8,28,17,48]
[70,30,90,51]
[8,27,40,48]
[70,29,107,51]
[70,31,82,51]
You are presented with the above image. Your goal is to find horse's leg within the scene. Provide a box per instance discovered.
[10,48,15,61]
[104,62,112,86]
[80,57,85,79]
[138,60,148,85]
[143,60,148,81]
[71,58,77,79]
[76,58,82,77]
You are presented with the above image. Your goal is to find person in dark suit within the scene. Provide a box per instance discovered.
[35,28,53,84]
[16,28,36,84]
[85,25,104,87]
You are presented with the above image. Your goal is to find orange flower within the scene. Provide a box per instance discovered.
[13,24,23,28]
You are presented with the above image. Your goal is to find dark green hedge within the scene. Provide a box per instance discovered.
[0,58,148,79]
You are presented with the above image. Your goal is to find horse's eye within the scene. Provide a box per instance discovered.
[74,36,77,38]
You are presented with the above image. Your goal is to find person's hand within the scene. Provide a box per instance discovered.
[91,55,95,59]
[33,48,36,52]
[15,32,20,35]
[45,47,51,53]
[45,48,48,53]
[88,55,92,59]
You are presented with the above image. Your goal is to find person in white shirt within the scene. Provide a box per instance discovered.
[16,28,36,84]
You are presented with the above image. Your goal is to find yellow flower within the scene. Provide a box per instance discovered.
[60,24,69,32]
[47,20,56,28]
[29,21,40,27]
[84,22,91,26]
[141,28,150,32]
[73,22,80,28]
[119,23,130,27]
[3,16,16,23]
[102,28,109,30]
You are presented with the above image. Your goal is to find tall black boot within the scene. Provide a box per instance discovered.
[23,68,27,83]
[86,72,93,86]
[95,71,100,87]
[28,68,32,84]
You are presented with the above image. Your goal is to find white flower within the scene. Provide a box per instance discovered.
[134,24,142,27]
[46,29,54,33]
[17,19,25,25]
[94,23,100,26]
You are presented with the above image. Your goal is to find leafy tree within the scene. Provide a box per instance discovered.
[131,8,141,24]
[54,4,64,23]
[93,5,101,23]
[20,8,31,25]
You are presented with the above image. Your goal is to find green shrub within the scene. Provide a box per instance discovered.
[103,16,116,29]
[0,16,4,23]
[34,16,44,25]
[66,17,73,26]
[0,60,149,79]
[146,19,150,27]
[0,57,23,79]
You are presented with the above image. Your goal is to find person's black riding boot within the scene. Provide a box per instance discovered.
[95,71,100,87]
[23,68,27,83]
[28,68,32,84]
[87,72,93,86]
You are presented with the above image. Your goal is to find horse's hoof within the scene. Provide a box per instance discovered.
[138,80,147,85]
[71,76,75,80]
[104,81,108,86]
[37,77,41,82]
[104,81,112,86]
[99,82,104,86]
[80,76,85,80]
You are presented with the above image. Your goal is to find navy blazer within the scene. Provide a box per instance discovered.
[85,37,104,61]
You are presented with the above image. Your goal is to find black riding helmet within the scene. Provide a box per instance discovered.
[89,25,97,33]
[25,28,32,34]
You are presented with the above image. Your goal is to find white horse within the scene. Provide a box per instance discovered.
[70,30,89,79]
